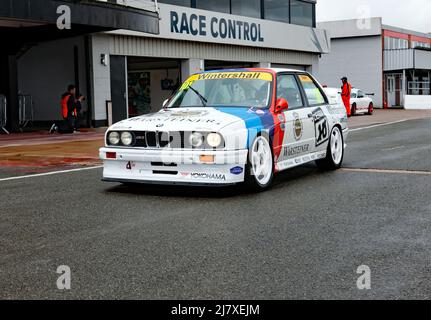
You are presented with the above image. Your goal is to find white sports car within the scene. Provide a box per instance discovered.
[350,88,374,116]
[100,68,348,191]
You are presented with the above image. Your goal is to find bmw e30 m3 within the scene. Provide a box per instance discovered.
[100,68,348,191]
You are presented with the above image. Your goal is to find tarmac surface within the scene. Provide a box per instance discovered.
[0,110,430,299]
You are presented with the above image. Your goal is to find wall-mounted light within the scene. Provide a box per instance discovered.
[101,54,109,66]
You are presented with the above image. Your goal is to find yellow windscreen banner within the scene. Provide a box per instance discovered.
[180,72,272,90]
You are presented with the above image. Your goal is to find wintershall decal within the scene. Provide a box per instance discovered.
[170,11,264,43]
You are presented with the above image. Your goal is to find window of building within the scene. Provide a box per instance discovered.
[195,0,230,13]
[412,41,431,49]
[231,0,262,18]
[264,0,290,23]
[298,74,325,106]
[158,0,191,7]
[290,0,314,27]
[385,36,409,50]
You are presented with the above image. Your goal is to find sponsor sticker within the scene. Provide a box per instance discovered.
[313,108,330,147]
[230,166,244,175]
[283,144,310,157]
[293,112,303,141]
[180,72,272,91]
[180,172,227,181]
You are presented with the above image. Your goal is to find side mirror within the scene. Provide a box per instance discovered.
[162,98,170,108]
[275,98,289,113]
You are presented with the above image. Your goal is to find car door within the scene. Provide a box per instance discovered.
[275,73,315,168]
[357,90,366,110]
[297,73,331,154]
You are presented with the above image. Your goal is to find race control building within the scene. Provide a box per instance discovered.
[0,0,330,131]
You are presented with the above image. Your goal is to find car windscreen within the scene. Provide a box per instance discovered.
[167,71,273,109]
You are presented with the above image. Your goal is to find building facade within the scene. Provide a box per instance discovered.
[2,0,330,130]
[0,0,159,132]
[317,18,431,109]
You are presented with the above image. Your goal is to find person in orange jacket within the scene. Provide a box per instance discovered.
[341,77,352,117]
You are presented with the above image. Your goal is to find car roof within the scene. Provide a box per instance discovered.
[201,68,307,74]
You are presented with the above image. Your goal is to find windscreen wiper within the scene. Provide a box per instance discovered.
[188,85,208,107]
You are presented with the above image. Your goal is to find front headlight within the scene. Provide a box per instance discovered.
[121,132,133,146]
[206,133,222,148]
[189,132,204,148]
[108,132,120,145]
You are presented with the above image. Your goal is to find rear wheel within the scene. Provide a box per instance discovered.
[367,103,374,115]
[351,104,357,116]
[243,135,274,191]
[316,126,344,170]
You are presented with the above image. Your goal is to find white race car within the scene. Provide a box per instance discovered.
[350,88,374,116]
[100,68,348,191]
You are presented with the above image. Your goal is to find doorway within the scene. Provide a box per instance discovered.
[385,74,402,107]
[127,57,181,117]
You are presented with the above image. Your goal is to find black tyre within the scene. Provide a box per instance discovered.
[351,104,357,116]
[367,103,374,115]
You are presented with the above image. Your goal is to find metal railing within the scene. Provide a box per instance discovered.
[18,94,34,129]
[408,81,431,95]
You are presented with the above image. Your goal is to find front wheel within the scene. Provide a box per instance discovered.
[316,126,344,170]
[243,135,274,191]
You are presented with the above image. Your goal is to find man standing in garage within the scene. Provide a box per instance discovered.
[341,77,352,117]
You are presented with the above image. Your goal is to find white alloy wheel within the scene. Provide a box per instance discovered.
[316,126,344,170]
[250,136,273,187]
[330,126,343,165]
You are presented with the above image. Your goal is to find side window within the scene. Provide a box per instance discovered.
[298,74,326,106]
[351,92,357,98]
[276,74,304,109]
[357,91,365,98]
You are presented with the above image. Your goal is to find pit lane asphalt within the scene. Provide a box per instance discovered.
[1,118,430,299]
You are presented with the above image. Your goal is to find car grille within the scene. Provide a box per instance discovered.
[132,131,188,149]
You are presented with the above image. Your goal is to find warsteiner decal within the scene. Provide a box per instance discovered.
[283,144,310,157]
[313,108,329,147]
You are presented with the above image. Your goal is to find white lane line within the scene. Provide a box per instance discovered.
[350,119,411,132]
[341,168,431,176]
[0,165,103,182]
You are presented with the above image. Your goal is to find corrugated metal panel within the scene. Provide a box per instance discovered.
[108,35,315,66]
[384,49,414,71]
[415,50,431,70]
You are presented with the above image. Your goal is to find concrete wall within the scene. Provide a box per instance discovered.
[17,36,88,121]
[90,34,111,121]
[316,36,383,107]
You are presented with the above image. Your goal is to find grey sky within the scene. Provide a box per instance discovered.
[316,0,431,33]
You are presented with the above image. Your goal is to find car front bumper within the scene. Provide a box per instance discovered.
[99,147,249,186]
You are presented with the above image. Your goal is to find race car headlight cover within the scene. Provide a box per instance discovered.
[206,133,222,148]
[108,132,120,145]
[189,132,204,148]
[121,132,133,146]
